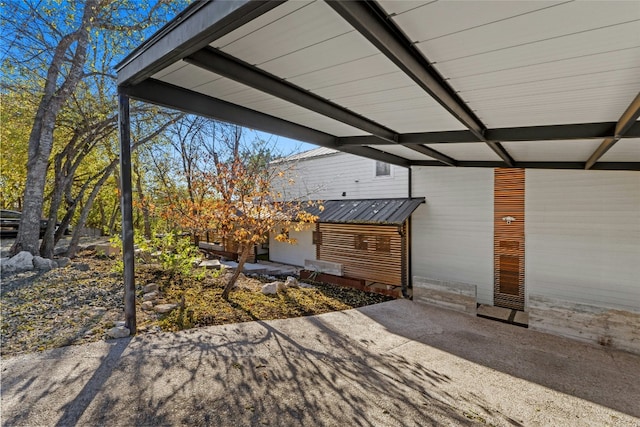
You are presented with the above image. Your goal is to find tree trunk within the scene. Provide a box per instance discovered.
[222,244,252,300]
[134,162,152,239]
[10,0,96,256]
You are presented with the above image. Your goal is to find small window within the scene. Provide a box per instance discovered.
[375,161,391,177]
[376,236,391,252]
[312,231,323,245]
[354,234,368,250]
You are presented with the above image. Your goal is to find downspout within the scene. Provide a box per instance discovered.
[404,166,413,299]
[118,91,136,334]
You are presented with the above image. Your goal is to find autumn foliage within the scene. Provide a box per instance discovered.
[162,146,320,299]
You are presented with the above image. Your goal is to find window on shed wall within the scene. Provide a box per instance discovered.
[375,161,391,177]
[354,234,368,250]
[376,236,391,252]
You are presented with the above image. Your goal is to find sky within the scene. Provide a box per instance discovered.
[250,130,317,156]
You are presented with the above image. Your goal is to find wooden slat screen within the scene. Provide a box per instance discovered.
[317,223,404,286]
[494,168,525,310]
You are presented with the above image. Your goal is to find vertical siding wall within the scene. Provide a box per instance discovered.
[268,227,316,267]
[411,167,494,304]
[526,170,640,311]
[275,152,408,200]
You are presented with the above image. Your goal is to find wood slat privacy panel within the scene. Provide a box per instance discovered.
[494,168,525,310]
[317,223,404,286]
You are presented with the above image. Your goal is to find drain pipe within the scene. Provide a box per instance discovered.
[403,166,413,299]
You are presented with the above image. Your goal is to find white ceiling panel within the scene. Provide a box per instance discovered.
[259,31,379,78]
[502,140,603,162]
[311,71,414,101]
[212,1,314,50]
[218,1,354,66]
[153,63,225,90]
[417,2,639,63]
[469,86,639,127]
[286,54,397,89]
[426,143,502,161]
[448,47,640,93]
[391,1,562,43]
[369,144,436,161]
[458,68,640,102]
[151,60,188,80]
[378,1,433,16]
[599,138,640,162]
[365,108,466,134]
[431,21,640,78]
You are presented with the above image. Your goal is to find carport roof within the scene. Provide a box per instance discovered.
[116,0,640,171]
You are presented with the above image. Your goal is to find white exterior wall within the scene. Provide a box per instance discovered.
[525,170,640,312]
[411,167,495,304]
[275,152,408,200]
[268,227,316,267]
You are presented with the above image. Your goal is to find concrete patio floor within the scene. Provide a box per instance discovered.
[1,300,638,426]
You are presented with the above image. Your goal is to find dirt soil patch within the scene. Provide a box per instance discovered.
[1,249,391,358]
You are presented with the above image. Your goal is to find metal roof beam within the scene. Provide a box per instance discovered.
[120,79,410,168]
[326,0,514,166]
[117,1,284,86]
[411,161,640,171]
[122,79,337,148]
[405,145,458,166]
[585,92,640,169]
[340,146,411,168]
[336,122,640,145]
[185,47,399,143]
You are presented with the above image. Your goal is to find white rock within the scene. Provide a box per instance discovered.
[33,256,57,271]
[285,276,299,288]
[114,321,126,328]
[143,291,158,301]
[107,326,130,339]
[154,303,178,314]
[261,282,279,295]
[141,301,154,311]
[143,283,159,293]
[276,282,287,292]
[3,251,34,273]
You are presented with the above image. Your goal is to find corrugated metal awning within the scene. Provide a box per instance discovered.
[304,198,425,225]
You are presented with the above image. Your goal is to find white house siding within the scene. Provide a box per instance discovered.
[525,170,640,311]
[268,227,316,267]
[274,151,408,200]
[525,170,640,353]
[411,167,495,305]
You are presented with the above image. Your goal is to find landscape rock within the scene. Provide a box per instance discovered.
[72,263,90,272]
[53,246,67,256]
[0,257,10,272]
[199,259,221,270]
[154,303,179,314]
[3,251,34,274]
[143,283,159,293]
[276,281,287,292]
[107,326,130,339]
[33,256,57,272]
[55,257,71,268]
[141,301,154,311]
[261,282,279,295]
[285,276,299,288]
[114,321,126,328]
[143,291,158,301]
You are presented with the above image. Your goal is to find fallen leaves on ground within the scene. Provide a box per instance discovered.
[1,250,391,358]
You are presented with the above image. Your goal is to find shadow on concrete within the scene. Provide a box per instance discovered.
[358,301,640,420]
[1,300,637,426]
